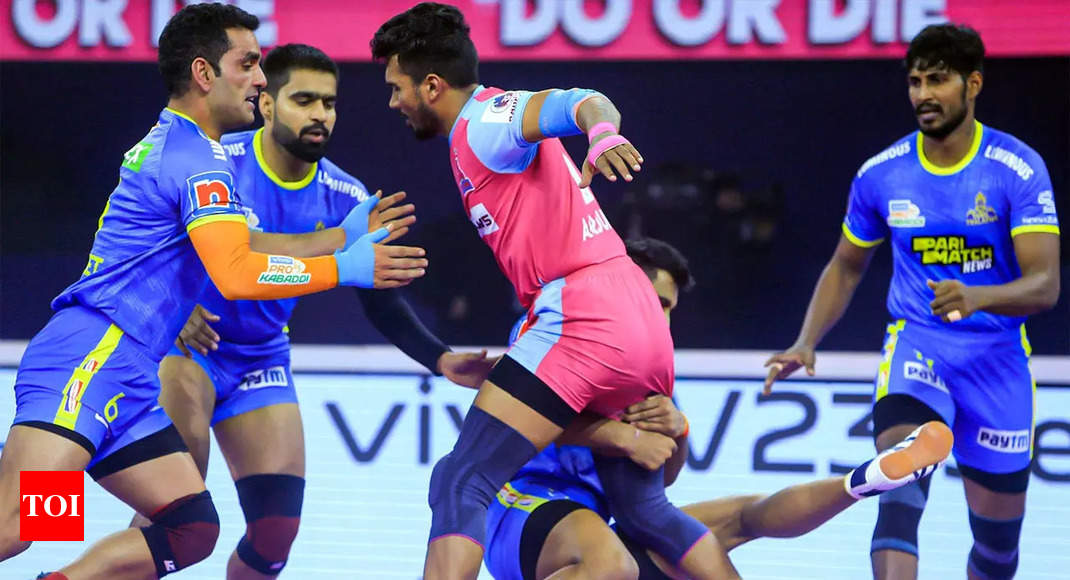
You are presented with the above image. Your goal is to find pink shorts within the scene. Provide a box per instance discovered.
[507,256,674,417]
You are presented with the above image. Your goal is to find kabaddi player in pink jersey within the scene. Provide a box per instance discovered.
[372,3,735,578]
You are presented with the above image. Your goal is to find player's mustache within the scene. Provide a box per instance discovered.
[300,123,330,139]
[915,102,942,115]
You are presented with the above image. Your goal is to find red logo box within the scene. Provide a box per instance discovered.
[20,471,84,541]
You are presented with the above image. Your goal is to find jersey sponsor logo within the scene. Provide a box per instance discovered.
[1021,215,1059,226]
[238,365,289,391]
[121,141,154,172]
[581,208,613,241]
[223,142,247,157]
[469,203,499,237]
[965,192,999,225]
[984,145,1034,181]
[481,91,519,124]
[887,199,925,228]
[188,170,237,211]
[977,428,1030,454]
[1038,190,1056,215]
[318,171,368,200]
[911,236,994,273]
[902,361,948,393]
[857,141,910,177]
[258,256,311,285]
[63,380,84,414]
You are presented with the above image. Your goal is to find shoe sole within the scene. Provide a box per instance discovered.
[879,421,954,480]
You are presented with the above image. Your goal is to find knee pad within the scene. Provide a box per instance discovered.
[968,511,1023,580]
[428,406,537,545]
[594,455,709,566]
[141,490,220,577]
[234,474,305,576]
[871,475,932,557]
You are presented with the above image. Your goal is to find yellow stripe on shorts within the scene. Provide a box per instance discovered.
[875,319,906,401]
[1021,324,1038,459]
[53,324,125,430]
[494,482,550,513]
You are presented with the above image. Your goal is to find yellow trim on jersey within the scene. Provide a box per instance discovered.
[917,120,983,176]
[53,324,125,430]
[165,107,201,128]
[1010,224,1060,237]
[253,128,318,190]
[186,213,248,232]
[875,319,906,401]
[494,482,550,513]
[841,223,884,248]
[1020,324,1037,459]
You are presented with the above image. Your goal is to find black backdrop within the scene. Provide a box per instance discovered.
[2,57,1067,353]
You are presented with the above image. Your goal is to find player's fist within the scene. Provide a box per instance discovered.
[335,226,427,288]
[927,279,984,323]
[438,350,500,389]
[622,395,687,438]
[622,428,677,471]
[764,345,816,395]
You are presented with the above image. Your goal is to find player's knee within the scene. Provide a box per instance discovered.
[141,490,220,576]
[234,474,304,575]
[0,526,31,561]
[580,542,639,580]
[427,407,537,544]
[871,476,932,557]
[967,510,1023,580]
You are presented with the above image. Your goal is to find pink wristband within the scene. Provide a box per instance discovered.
[587,121,618,142]
[587,134,630,167]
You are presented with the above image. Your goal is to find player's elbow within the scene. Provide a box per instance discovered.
[1038,275,1060,311]
[205,271,247,301]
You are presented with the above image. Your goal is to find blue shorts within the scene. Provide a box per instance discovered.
[13,306,173,472]
[166,333,296,425]
[484,477,608,580]
[874,320,1035,473]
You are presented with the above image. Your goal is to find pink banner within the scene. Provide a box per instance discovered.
[2,1,1068,62]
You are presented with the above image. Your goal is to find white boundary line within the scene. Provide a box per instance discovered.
[1,340,1067,384]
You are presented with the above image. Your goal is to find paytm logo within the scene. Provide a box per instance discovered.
[903,361,948,393]
[978,428,1030,454]
[238,366,289,391]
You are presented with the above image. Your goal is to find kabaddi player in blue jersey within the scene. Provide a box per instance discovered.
[0,5,426,579]
[484,239,953,579]
[128,44,494,579]
[765,25,1060,580]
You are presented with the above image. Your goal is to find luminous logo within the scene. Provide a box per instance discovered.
[887,199,925,228]
[965,192,999,225]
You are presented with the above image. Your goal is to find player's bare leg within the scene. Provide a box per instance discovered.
[536,509,637,580]
[424,380,564,580]
[214,402,305,580]
[62,450,209,579]
[130,356,216,529]
[0,425,92,561]
[871,422,923,580]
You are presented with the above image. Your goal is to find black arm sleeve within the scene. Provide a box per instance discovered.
[356,288,450,374]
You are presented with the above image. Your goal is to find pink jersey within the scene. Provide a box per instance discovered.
[448,86,626,308]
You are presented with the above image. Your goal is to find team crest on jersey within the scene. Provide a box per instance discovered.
[481,92,519,124]
[887,199,925,228]
[187,170,238,213]
[965,192,999,225]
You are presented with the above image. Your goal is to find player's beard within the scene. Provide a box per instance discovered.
[917,85,968,140]
[408,101,439,141]
[274,122,331,163]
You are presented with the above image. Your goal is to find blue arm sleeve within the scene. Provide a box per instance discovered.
[537,88,602,138]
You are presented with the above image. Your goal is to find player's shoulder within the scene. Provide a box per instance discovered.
[219,129,255,159]
[854,132,915,182]
[154,110,233,177]
[315,157,369,202]
[463,86,527,127]
[979,124,1045,182]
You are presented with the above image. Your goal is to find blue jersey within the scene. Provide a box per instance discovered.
[843,121,1059,332]
[197,128,369,344]
[52,108,246,359]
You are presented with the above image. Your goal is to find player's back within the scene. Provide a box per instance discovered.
[843,122,1058,333]
[448,86,626,307]
[196,128,369,344]
[52,108,246,359]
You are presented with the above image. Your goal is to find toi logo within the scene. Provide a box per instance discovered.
[20,471,84,541]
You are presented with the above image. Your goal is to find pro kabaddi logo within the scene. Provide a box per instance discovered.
[258,256,310,285]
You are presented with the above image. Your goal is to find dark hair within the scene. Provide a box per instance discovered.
[263,44,339,97]
[370,2,479,87]
[626,238,695,292]
[158,3,259,97]
[905,24,984,80]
